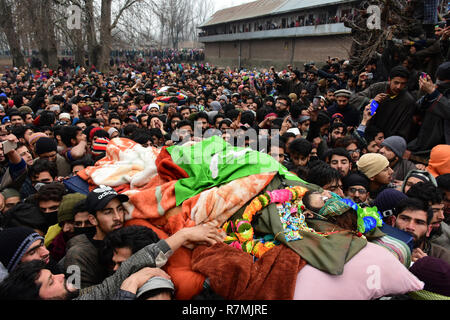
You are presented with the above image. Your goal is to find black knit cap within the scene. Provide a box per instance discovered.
[0,227,44,272]
[436,61,450,81]
[373,188,408,218]
[342,172,370,191]
[1,203,48,234]
[35,137,57,156]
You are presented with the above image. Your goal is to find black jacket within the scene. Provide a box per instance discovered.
[349,82,418,142]
[408,86,450,153]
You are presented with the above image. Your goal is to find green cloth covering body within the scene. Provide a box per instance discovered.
[167,136,306,206]
[231,174,385,275]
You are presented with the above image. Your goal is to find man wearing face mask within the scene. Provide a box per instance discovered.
[46,193,87,264]
[35,183,66,246]
[63,185,128,289]
[408,61,450,154]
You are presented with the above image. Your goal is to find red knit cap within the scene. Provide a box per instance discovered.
[91,137,109,157]
[89,127,103,141]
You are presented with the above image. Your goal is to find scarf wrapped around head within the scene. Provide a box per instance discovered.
[319,197,352,218]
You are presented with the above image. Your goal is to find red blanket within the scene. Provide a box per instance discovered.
[191,242,306,300]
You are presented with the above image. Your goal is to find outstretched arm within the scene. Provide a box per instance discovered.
[76,222,223,300]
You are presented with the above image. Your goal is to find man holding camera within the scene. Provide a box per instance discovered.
[349,65,418,142]
[408,61,450,154]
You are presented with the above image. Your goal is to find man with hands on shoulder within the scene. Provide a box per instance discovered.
[0,222,224,300]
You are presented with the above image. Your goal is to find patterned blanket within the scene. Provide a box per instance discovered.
[78,138,277,235]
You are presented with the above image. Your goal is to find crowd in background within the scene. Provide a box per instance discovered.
[0,16,449,301]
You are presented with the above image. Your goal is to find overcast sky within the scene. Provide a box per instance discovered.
[214,0,255,11]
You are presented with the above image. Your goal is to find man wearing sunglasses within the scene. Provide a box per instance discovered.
[342,172,371,205]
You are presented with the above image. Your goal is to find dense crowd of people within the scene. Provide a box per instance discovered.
[0,19,449,301]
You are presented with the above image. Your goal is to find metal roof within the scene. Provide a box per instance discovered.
[200,0,359,28]
[200,0,288,27]
[273,0,357,14]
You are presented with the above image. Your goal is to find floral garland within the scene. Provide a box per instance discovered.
[339,198,384,235]
[242,186,309,222]
[225,190,385,259]
[222,219,277,259]
[223,186,332,259]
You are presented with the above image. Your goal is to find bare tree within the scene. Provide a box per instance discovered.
[0,0,25,66]
[0,0,207,70]
[344,0,418,71]
[21,0,59,69]
[150,0,202,49]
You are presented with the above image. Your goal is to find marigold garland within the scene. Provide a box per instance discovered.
[242,186,308,222]
[224,186,319,259]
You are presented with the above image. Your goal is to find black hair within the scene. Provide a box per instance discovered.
[52,95,65,104]
[329,122,347,135]
[364,126,383,143]
[406,181,443,205]
[38,111,56,127]
[295,166,309,181]
[137,113,148,124]
[29,159,58,181]
[316,111,331,127]
[87,118,100,127]
[10,125,32,139]
[8,110,21,119]
[100,225,160,270]
[36,182,66,203]
[213,113,224,124]
[218,119,232,131]
[108,114,122,123]
[323,148,352,163]
[179,106,191,113]
[436,174,450,191]
[281,132,296,142]
[176,120,194,130]
[72,199,88,216]
[395,197,433,224]
[276,95,292,107]
[241,111,255,126]
[15,141,29,151]
[334,136,360,149]
[0,260,45,300]
[290,104,302,119]
[123,124,138,137]
[130,128,152,145]
[60,126,82,147]
[75,119,87,126]
[70,159,91,170]
[306,161,342,188]
[193,112,209,122]
[225,109,240,121]
[389,65,410,80]
[38,125,53,134]
[288,138,312,158]
[148,128,163,140]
